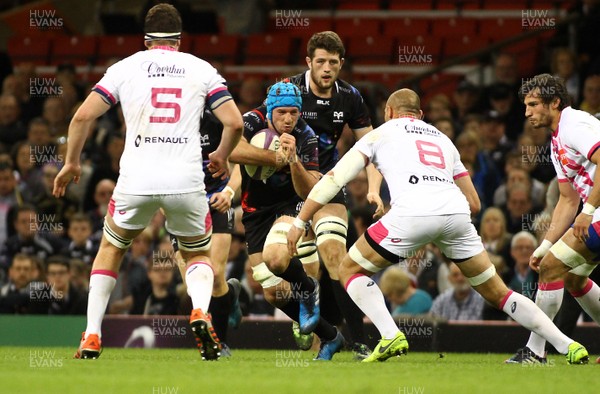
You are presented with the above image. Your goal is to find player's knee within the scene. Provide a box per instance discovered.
[263,247,289,274]
[251,262,283,291]
[564,273,588,292]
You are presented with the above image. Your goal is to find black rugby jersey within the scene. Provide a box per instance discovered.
[241,105,319,212]
[199,108,228,197]
[286,71,371,172]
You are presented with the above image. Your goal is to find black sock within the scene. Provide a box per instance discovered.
[279,299,300,321]
[331,279,366,344]
[208,285,232,343]
[314,318,337,342]
[276,258,315,298]
[280,299,336,342]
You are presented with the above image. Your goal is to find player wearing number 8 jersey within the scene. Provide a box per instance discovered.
[287,88,588,364]
[53,4,243,360]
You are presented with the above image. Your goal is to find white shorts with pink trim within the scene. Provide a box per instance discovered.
[108,190,212,237]
[365,211,484,262]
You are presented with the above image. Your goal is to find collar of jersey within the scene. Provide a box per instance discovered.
[149,45,178,51]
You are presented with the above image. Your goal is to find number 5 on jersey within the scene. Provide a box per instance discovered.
[150,87,181,123]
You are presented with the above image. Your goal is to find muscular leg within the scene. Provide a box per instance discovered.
[207,233,233,343]
[86,214,144,338]
[457,251,576,356]
[314,203,366,344]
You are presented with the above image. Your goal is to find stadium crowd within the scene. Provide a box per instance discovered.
[1,3,600,332]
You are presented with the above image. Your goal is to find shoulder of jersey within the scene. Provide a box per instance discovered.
[335,78,361,96]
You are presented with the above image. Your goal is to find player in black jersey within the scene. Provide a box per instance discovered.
[230,82,345,360]
[170,108,243,355]
[232,33,382,358]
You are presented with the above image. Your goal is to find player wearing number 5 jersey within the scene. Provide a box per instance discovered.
[53,4,243,361]
[287,88,588,364]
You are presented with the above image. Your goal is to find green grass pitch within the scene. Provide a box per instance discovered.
[1,347,598,394]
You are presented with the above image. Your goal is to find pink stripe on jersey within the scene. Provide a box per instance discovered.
[207,86,227,97]
[108,198,115,217]
[94,85,116,104]
[150,45,177,51]
[91,269,118,279]
[570,279,593,298]
[367,221,389,245]
[588,141,600,160]
[538,281,564,291]
[453,171,469,180]
[204,211,213,233]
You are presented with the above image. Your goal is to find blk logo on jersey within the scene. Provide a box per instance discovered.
[142,61,186,78]
[409,175,419,184]
[511,302,517,314]
[135,135,141,147]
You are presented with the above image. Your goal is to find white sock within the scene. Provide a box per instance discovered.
[186,262,214,312]
[345,274,399,339]
[501,290,571,355]
[523,281,564,357]
[85,270,117,339]
[571,279,600,324]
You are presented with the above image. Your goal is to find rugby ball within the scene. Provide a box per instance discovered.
[245,128,280,180]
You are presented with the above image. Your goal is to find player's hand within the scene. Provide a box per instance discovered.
[53,163,81,198]
[287,225,303,256]
[279,133,297,164]
[529,255,542,273]
[208,150,230,180]
[209,191,232,213]
[367,192,384,219]
[573,212,592,243]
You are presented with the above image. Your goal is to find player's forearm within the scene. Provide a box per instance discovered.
[290,163,319,200]
[296,198,324,223]
[230,139,278,166]
[365,163,382,194]
[64,117,92,165]
[226,164,242,192]
[544,196,579,243]
[218,123,243,158]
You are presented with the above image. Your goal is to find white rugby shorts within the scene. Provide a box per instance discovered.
[365,211,484,261]
[109,190,212,237]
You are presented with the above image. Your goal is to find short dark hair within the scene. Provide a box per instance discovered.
[518,73,571,110]
[46,255,70,271]
[144,4,182,34]
[307,31,345,59]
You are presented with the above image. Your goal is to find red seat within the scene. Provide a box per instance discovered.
[431,18,478,37]
[334,18,381,37]
[269,17,334,36]
[443,36,491,59]
[97,35,144,64]
[191,35,241,65]
[337,0,381,10]
[436,0,480,9]
[396,35,443,65]
[347,36,394,64]
[389,0,433,9]
[51,36,97,65]
[7,35,52,65]
[383,18,429,36]
[479,18,527,42]
[244,34,293,65]
[482,0,529,9]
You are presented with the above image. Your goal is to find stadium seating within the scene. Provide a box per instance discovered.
[50,36,97,66]
[7,35,52,65]
[97,35,144,64]
[346,35,394,65]
[191,34,241,65]
[244,34,293,65]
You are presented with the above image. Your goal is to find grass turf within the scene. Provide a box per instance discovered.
[1,347,597,394]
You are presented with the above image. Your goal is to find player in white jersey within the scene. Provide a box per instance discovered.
[506,74,600,363]
[52,4,243,361]
[288,88,589,364]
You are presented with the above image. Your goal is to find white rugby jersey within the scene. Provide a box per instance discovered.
[93,46,232,194]
[354,117,471,216]
[550,106,600,202]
